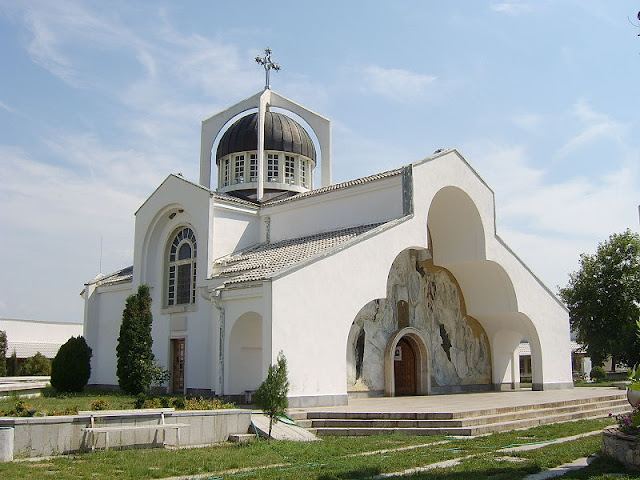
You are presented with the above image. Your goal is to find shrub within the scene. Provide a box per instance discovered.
[172,396,186,409]
[0,330,7,376]
[20,352,51,376]
[51,336,93,393]
[90,399,110,411]
[134,393,147,409]
[590,365,606,381]
[254,351,289,441]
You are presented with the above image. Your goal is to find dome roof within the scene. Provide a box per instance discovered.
[216,111,316,163]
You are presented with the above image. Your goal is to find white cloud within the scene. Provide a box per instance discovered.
[491,2,533,16]
[462,139,639,289]
[360,65,437,103]
[556,99,626,159]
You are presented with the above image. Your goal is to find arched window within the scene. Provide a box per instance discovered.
[167,227,197,306]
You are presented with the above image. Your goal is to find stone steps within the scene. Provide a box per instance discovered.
[291,394,629,437]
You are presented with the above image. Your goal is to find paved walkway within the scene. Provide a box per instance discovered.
[289,387,625,415]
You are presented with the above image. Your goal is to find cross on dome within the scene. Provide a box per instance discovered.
[255,48,280,90]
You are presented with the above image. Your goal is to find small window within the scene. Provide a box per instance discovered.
[249,154,258,182]
[267,154,279,182]
[300,160,307,187]
[223,158,230,186]
[167,227,197,306]
[285,155,295,184]
[234,155,245,184]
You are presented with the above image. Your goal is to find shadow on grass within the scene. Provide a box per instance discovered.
[317,466,382,479]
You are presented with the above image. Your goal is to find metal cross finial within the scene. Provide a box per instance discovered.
[255,48,280,90]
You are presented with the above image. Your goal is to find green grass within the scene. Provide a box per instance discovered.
[0,388,139,415]
[0,417,635,480]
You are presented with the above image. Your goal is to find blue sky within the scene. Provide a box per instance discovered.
[0,1,638,323]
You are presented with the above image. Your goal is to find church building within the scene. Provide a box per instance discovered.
[82,65,572,407]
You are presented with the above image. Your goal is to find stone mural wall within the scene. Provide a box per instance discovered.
[347,248,491,395]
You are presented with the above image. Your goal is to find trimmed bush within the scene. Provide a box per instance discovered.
[590,365,606,381]
[21,352,51,376]
[51,336,93,392]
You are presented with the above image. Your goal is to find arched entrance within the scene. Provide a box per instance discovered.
[394,338,416,395]
[385,327,430,396]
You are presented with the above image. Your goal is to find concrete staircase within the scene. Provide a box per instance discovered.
[289,393,629,437]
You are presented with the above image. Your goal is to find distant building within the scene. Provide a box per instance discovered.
[82,87,572,406]
[0,318,83,360]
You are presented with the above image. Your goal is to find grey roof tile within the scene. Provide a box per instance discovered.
[211,222,386,285]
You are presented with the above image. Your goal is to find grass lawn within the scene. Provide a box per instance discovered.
[0,388,142,415]
[0,417,638,479]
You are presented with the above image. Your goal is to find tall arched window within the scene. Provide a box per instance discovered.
[167,227,197,306]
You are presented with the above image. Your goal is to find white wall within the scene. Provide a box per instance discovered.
[264,174,405,244]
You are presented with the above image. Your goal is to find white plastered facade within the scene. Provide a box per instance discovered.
[83,92,572,407]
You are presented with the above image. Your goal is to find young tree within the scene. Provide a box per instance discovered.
[559,229,640,369]
[7,350,18,376]
[20,352,52,376]
[254,351,289,442]
[51,336,93,392]
[0,330,7,376]
[116,284,157,394]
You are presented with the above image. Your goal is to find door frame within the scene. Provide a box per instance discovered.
[385,327,430,396]
[170,337,187,395]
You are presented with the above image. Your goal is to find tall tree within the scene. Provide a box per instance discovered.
[254,351,289,442]
[116,284,156,394]
[559,230,640,368]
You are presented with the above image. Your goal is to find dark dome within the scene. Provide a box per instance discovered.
[216,111,316,163]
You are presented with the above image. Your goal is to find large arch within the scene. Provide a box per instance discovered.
[427,186,486,265]
[227,312,263,395]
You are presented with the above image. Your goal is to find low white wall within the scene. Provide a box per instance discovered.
[0,409,251,458]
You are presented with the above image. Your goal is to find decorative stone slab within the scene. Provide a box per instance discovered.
[250,413,319,441]
[602,427,640,470]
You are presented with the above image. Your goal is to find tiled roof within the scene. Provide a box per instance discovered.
[262,168,403,207]
[7,341,64,359]
[89,266,133,287]
[211,222,386,285]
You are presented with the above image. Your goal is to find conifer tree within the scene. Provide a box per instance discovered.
[116,284,156,394]
[51,336,92,392]
[0,330,7,377]
[254,351,289,442]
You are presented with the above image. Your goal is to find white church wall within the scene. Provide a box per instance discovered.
[270,218,426,406]
[211,202,260,258]
[134,175,212,286]
[412,150,572,390]
[220,284,272,396]
[85,283,132,387]
[263,174,404,244]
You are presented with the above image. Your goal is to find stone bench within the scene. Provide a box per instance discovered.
[79,408,190,451]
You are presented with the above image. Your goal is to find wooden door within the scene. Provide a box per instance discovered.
[171,338,185,394]
[394,338,416,396]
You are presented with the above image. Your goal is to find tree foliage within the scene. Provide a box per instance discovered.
[116,284,157,395]
[254,351,289,441]
[7,351,18,376]
[0,330,7,377]
[559,229,640,368]
[51,336,93,392]
[21,352,51,376]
